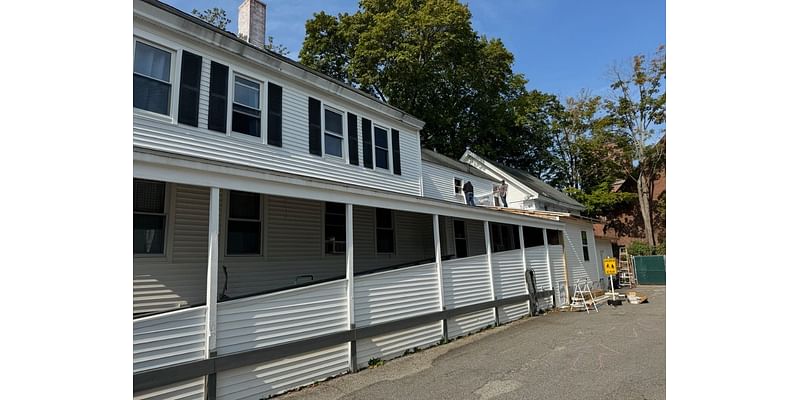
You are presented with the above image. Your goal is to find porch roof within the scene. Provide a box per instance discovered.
[134,148,566,231]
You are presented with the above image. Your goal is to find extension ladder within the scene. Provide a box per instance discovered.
[618,247,635,288]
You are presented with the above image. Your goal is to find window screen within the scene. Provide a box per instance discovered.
[376,208,394,253]
[325,202,346,254]
[227,191,261,255]
[133,179,166,255]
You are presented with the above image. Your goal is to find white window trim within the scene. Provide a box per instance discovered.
[322,105,346,160]
[134,180,172,260]
[371,123,393,173]
[454,177,463,195]
[133,37,178,123]
[224,190,264,257]
[228,72,265,143]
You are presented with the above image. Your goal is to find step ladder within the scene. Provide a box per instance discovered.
[618,247,635,288]
[569,278,599,314]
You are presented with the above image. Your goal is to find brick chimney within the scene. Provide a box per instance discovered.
[238,0,266,46]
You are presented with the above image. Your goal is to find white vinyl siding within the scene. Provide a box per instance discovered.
[421,162,495,205]
[563,221,600,286]
[132,30,423,197]
[354,263,441,368]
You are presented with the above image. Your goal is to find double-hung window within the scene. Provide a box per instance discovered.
[581,231,590,261]
[134,179,167,255]
[325,202,346,254]
[454,178,463,195]
[324,109,344,157]
[133,41,172,115]
[227,191,261,255]
[232,75,261,137]
[375,208,394,253]
[374,126,389,170]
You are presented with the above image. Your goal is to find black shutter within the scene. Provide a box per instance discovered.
[267,82,283,147]
[362,118,373,168]
[178,51,202,126]
[391,129,401,175]
[208,61,229,133]
[347,113,359,166]
[308,97,322,156]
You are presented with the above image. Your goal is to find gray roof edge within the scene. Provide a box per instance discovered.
[421,149,497,182]
[136,0,425,130]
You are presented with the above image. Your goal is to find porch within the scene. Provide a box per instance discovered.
[133,173,568,400]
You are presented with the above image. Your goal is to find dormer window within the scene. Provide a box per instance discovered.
[133,41,172,116]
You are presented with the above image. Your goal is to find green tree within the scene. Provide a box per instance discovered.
[191,8,230,30]
[265,35,290,57]
[299,0,530,164]
[604,45,666,247]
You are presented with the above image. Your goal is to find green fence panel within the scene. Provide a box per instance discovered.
[633,255,666,285]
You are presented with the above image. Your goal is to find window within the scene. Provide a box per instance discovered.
[522,226,545,247]
[454,220,468,258]
[227,191,261,255]
[232,75,261,137]
[376,208,394,253]
[324,109,344,157]
[374,126,389,169]
[133,41,172,115]
[134,179,167,255]
[325,202,346,254]
[490,223,520,253]
[454,178,463,194]
[581,231,590,261]
[546,229,560,245]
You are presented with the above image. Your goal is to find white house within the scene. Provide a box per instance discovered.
[132,1,575,399]
[459,150,607,305]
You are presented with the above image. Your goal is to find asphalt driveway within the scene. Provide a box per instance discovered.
[282,286,666,400]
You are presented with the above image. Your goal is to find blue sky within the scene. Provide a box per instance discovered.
[164,0,665,100]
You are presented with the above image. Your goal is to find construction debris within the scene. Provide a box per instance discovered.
[626,291,648,304]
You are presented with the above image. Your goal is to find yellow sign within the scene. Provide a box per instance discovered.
[603,257,617,275]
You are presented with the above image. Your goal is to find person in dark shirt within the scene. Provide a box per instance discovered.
[463,181,475,206]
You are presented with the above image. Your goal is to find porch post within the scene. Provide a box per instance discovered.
[518,225,531,316]
[346,203,356,371]
[560,231,570,305]
[483,221,498,325]
[433,214,447,341]
[205,187,220,356]
[205,187,220,400]
[543,229,554,308]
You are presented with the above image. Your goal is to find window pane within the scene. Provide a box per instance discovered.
[325,134,343,157]
[134,180,165,213]
[325,110,342,135]
[454,220,466,239]
[377,229,394,253]
[232,106,261,137]
[134,214,165,254]
[455,239,468,258]
[375,148,388,169]
[133,75,170,115]
[376,208,392,228]
[234,76,260,109]
[227,220,261,255]
[229,191,260,219]
[374,128,388,148]
[134,42,171,81]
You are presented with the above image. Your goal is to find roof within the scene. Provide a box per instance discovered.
[137,0,424,129]
[497,208,599,224]
[421,149,496,181]
[471,155,585,211]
